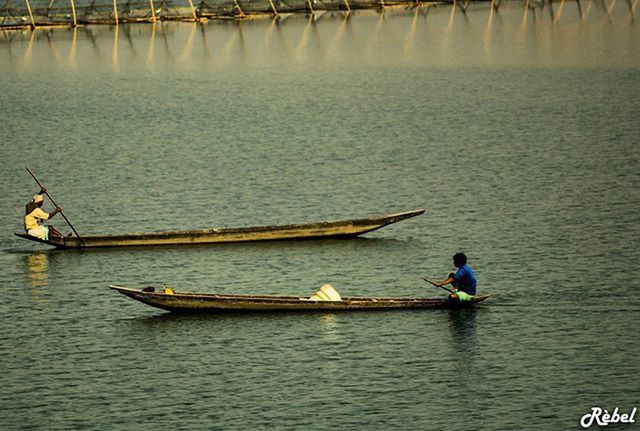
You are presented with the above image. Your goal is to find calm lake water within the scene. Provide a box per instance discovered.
[1,2,639,430]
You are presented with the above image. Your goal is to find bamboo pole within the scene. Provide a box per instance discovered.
[232,0,244,17]
[113,0,119,24]
[1,0,8,26]
[24,0,36,29]
[343,0,351,13]
[149,0,156,21]
[2,0,10,19]
[306,0,314,14]
[70,0,77,27]
[268,0,278,15]
[186,0,197,20]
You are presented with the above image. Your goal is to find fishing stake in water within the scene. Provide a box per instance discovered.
[25,166,86,246]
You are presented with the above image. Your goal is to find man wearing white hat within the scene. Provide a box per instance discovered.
[24,188,62,240]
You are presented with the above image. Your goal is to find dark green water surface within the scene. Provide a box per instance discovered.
[1,3,639,430]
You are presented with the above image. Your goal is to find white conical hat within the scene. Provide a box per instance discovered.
[309,284,342,301]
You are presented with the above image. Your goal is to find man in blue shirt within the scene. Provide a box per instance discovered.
[435,252,477,300]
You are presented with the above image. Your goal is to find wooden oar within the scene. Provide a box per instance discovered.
[423,278,455,294]
[25,166,86,246]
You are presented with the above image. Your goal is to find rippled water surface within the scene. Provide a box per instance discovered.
[1,2,639,430]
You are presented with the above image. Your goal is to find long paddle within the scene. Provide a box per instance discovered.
[25,166,86,246]
[423,278,456,294]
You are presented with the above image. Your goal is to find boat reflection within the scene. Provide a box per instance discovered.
[448,307,478,359]
[124,305,345,340]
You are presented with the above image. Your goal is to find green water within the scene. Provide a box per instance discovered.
[1,3,639,430]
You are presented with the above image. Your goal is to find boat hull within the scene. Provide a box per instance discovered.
[15,209,424,249]
[109,285,489,313]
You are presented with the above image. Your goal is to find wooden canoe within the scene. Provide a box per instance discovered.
[15,209,424,249]
[109,285,490,313]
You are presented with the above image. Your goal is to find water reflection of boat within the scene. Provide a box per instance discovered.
[109,284,490,312]
[15,209,424,249]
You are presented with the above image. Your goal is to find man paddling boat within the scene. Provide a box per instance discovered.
[24,189,62,241]
[434,252,477,301]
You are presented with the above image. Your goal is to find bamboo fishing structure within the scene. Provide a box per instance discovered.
[0,0,633,30]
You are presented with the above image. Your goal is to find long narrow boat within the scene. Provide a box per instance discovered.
[15,209,424,249]
[109,285,489,313]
